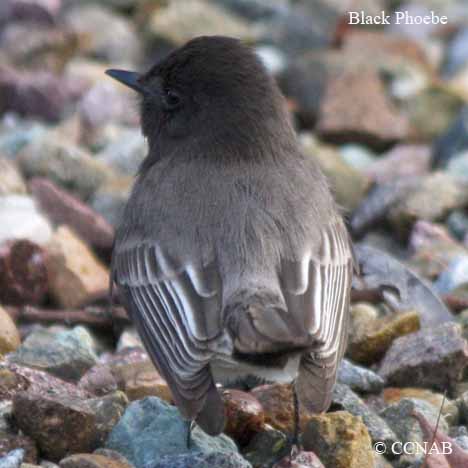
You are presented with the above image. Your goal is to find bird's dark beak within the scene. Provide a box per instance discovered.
[105,69,145,94]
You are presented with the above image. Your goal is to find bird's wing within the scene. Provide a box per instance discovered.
[112,243,225,434]
[280,218,355,413]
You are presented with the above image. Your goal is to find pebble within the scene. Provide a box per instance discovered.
[302,411,374,468]
[64,4,142,64]
[106,397,238,467]
[8,326,98,381]
[0,158,27,196]
[337,359,385,394]
[150,452,252,468]
[59,454,132,468]
[17,135,111,200]
[0,450,24,468]
[30,178,115,251]
[316,69,409,150]
[0,240,48,306]
[434,255,468,295]
[0,66,83,122]
[0,435,37,464]
[379,322,468,392]
[347,309,420,365]
[251,383,312,434]
[433,106,468,168]
[242,425,289,468]
[365,144,431,184]
[222,389,265,446]
[146,0,254,46]
[331,383,397,447]
[0,195,52,245]
[45,226,110,308]
[13,389,127,462]
[384,387,459,426]
[0,306,21,355]
[388,172,468,235]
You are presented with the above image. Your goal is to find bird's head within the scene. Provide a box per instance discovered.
[106,36,292,159]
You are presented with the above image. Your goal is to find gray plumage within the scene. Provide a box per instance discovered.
[108,36,355,436]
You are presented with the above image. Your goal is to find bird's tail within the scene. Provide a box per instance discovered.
[224,288,313,355]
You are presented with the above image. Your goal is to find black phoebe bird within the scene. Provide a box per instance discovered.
[107,36,355,439]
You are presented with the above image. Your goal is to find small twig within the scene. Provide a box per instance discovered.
[5,305,130,330]
[421,390,446,468]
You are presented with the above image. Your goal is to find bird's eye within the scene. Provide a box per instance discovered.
[163,89,182,110]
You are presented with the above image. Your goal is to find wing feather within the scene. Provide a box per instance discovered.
[113,243,225,434]
[281,218,354,413]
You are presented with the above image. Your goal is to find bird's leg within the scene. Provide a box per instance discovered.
[291,382,302,456]
[185,420,195,450]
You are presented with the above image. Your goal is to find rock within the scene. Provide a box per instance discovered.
[0,159,26,195]
[0,306,21,355]
[45,226,110,309]
[339,144,376,171]
[347,308,421,365]
[388,172,468,235]
[0,0,62,25]
[78,84,138,137]
[89,177,132,227]
[337,359,384,394]
[2,363,91,401]
[150,452,252,468]
[146,0,254,46]
[0,450,24,468]
[444,27,468,77]
[350,177,419,237]
[116,328,143,351]
[106,397,238,466]
[112,360,171,403]
[353,244,454,327]
[95,129,146,176]
[0,400,14,434]
[380,398,449,464]
[251,384,312,434]
[0,240,48,306]
[331,384,397,446]
[455,391,468,425]
[408,220,467,279]
[404,86,463,142]
[17,135,112,200]
[379,322,468,393]
[0,117,46,159]
[300,135,369,212]
[316,69,409,150]
[0,23,78,71]
[0,435,37,464]
[365,145,431,184]
[222,389,264,446]
[434,255,468,295]
[0,196,53,245]
[384,388,459,426]
[302,411,374,468]
[447,211,468,242]
[433,106,468,168]
[242,426,289,468]
[13,390,127,462]
[8,326,97,381]
[30,178,114,251]
[272,451,324,468]
[79,348,149,396]
[59,454,132,468]
[0,66,83,122]
[64,5,142,64]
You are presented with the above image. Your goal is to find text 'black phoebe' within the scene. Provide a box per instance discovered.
[107,36,356,437]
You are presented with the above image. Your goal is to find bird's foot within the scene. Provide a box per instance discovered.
[185,420,195,450]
